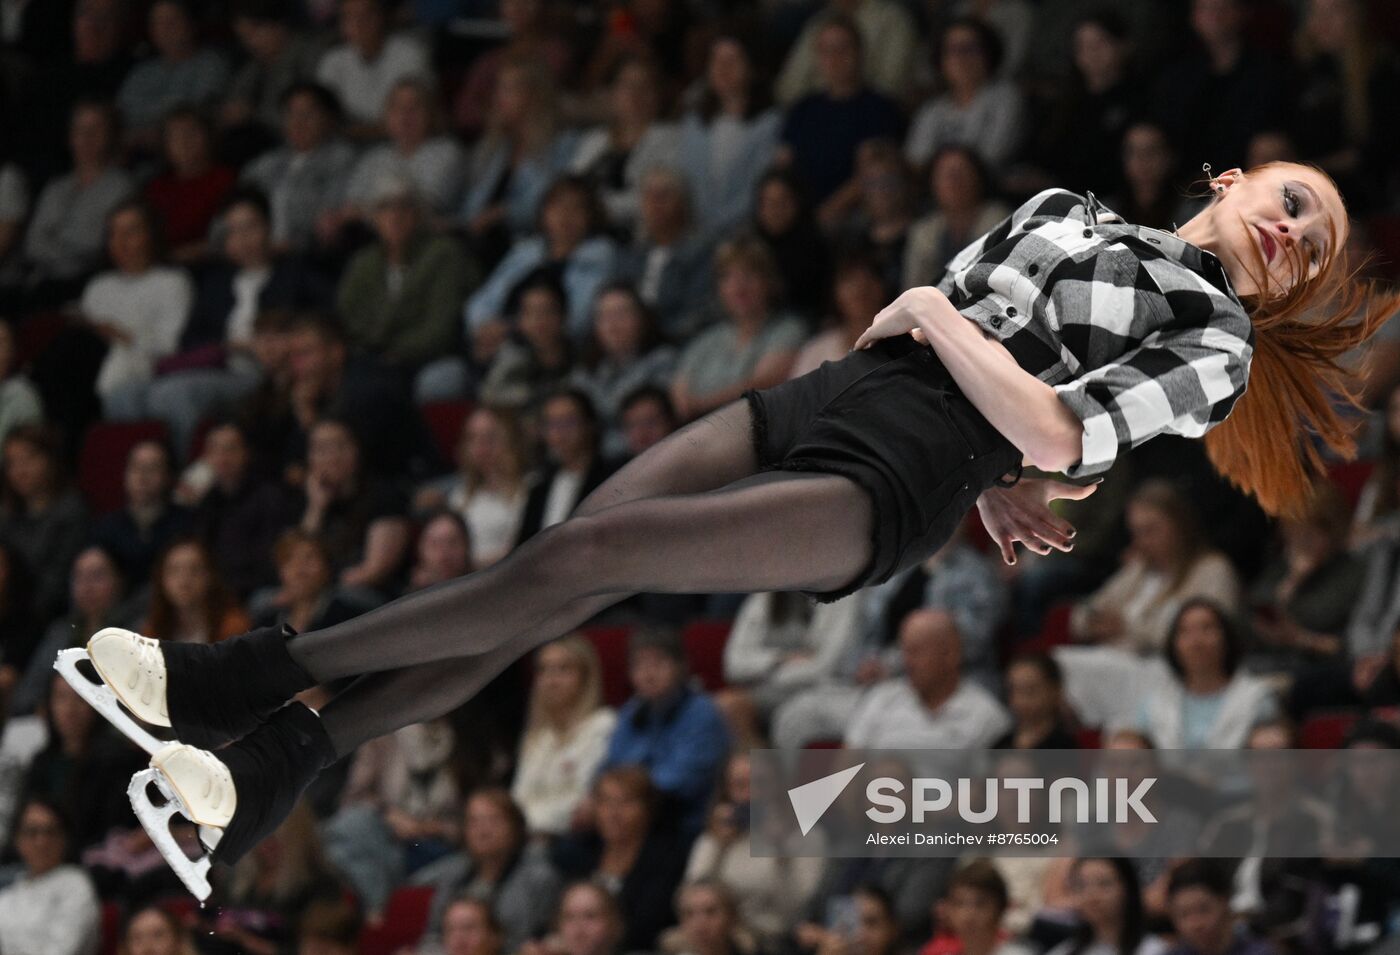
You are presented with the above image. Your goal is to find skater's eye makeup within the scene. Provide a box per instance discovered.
[1282,183,1326,267]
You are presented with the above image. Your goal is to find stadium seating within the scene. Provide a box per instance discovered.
[78,419,170,516]
[358,885,436,955]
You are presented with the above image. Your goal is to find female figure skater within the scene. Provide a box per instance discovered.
[58,161,1395,898]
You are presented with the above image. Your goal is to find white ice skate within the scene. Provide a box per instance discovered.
[130,744,236,901]
[54,628,173,755]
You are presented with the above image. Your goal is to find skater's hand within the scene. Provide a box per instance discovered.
[975,477,1100,565]
[852,287,952,351]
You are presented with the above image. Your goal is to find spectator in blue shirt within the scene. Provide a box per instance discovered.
[597,626,730,839]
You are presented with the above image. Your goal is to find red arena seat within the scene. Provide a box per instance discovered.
[582,625,635,707]
[79,420,170,516]
[682,618,733,692]
[420,400,473,465]
[358,885,436,955]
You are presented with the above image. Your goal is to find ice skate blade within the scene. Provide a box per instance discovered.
[55,649,167,755]
[129,768,213,900]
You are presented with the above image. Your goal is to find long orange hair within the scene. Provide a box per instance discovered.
[1199,161,1400,518]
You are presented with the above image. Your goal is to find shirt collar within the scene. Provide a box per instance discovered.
[1090,191,1241,302]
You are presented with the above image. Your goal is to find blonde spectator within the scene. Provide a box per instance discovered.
[513,635,617,836]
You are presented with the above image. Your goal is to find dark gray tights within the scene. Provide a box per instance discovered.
[295,399,874,755]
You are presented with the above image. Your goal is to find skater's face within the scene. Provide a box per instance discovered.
[1005,660,1059,723]
[677,885,733,951]
[72,547,121,617]
[125,441,171,507]
[1207,163,1346,299]
[534,643,585,710]
[1071,860,1127,930]
[125,908,182,955]
[558,885,622,955]
[629,646,681,700]
[443,900,500,955]
[14,803,66,876]
[160,543,212,610]
[1168,887,1232,955]
[1171,605,1228,679]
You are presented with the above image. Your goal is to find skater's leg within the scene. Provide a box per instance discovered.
[289,469,874,682]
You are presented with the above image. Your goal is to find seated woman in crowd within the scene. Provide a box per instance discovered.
[749,170,829,322]
[1352,380,1400,547]
[686,751,823,948]
[0,798,101,955]
[520,881,627,955]
[1069,480,1241,655]
[414,787,562,953]
[994,654,1079,750]
[1044,858,1165,955]
[416,406,534,569]
[434,895,506,955]
[337,175,474,404]
[142,107,236,262]
[121,905,200,955]
[794,884,907,955]
[1103,121,1184,233]
[570,283,678,459]
[902,145,1011,290]
[408,509,474,590]
[571,56,680,233]
[91,439,192,589]
[512,635,617,838]
[253,528,366,633]
[142,537,250,643]
[241,81,356,253]
[452,0,571,140]
[1133,600,1277,749]
[838,141,915,291]
[0,425,89,625]
[467,175,618,357]
[116,0,230,149]
[338,77,467,222]
[81,199,193,421]
[789,252,887,378]
[296,417,411,599]
[662,879,761,955]
[479,274,578,410]
[670,235,806,422]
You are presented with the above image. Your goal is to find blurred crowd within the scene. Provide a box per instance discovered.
[2,0,1400,953]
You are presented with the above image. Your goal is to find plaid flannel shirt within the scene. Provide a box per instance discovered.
[935,187,1254,478]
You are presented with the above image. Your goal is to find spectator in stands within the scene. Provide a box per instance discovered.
[670,235,806,422]
[520,881,627,955]
[17,99,134,297]
[416,406,534,568]
[241,82,357,253]
[223,0,322,155]
[617,167,713,339]
[415,787,562,952]
[570,283,677,459]
[777,13,903,212]
[142,108,236,262]
[0,539,39,694]
[315,0,430,139]
[594,627,730,839]
[1249,484,1362,668]
[116,0,230,149]
[188,419,297,598]
[1045,859,1165,955]
[338,174,474,404]
[295,898,363,955]
[678,32,782,245]
[121,905,199,955]
[254,528,366,632]
[479,273,578,410]
[1069,480,1241,655]
[1162,860,1276,955]
[459,58,578,263]
[1104,121,1185,233]
[81,199,193,421]
[553,766,690,952]
[296,417,411,598]
[0,320,42,451]
[1149,0,1291,176]
[23,674,144,854]
[0,425,88,624]
[619,385,678,458]
[409,509,473,590]
[150,191,327,458]
[841,140,915,291]
[903,146,1011,290]
[797,852,954,950]
[0,797,100,955]
[1357,624,1400,710]
[513,635,617,837]
[844,608,1012,749]
[904,18,1025,174]
[452,0,571,140]
[926,860,1034,955]
[750,170,830,322]
[7,545,126,716]
[468,176,618,353]
[994,654,1079,750]
[793,884,905,955]
[775,0,916,106]
[721,588,861,727]
[215,803,347,955]
[0,154,23,278]
[339,78,467,222]
[664,880,759,955]
[143,537,250,642]
[437,895,506,955]
[1133,599,1277,748]
[685,751,823,948]
[516,389,618,544]
[1351,381,1400,546]
[571,56,681,234]
[91,439,192,588]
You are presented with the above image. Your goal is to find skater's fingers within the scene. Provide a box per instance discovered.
[1045,479,1101,501]
[996,535,1017,566]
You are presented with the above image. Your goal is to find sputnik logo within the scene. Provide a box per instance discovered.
[788,763,864,835]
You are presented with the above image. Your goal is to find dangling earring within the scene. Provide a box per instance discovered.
[1204,162,1225,196]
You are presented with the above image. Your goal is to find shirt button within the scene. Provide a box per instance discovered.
[1027,264,1039,276]
[990,316,1004,329]
[1082,229,1093,238]
[1146,236,1161,245]
[1005,306,1017,317]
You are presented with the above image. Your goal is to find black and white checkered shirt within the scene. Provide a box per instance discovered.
[935,187,1254,479]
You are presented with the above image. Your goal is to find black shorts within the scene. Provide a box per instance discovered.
[743,334,1023,604]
